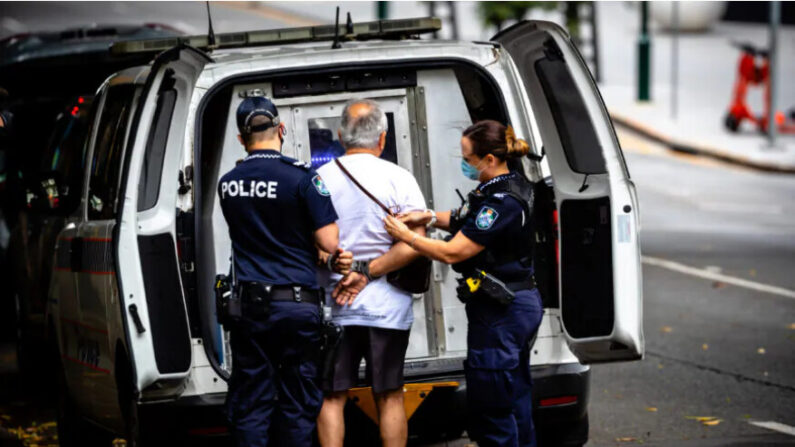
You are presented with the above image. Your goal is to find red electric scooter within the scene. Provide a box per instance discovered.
[724,41,795,134]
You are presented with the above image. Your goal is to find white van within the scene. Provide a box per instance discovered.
[46,18,643,446]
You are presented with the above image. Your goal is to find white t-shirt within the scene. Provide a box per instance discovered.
[317,153,427,330]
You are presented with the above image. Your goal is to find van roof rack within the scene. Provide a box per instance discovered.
[110,17,442,56]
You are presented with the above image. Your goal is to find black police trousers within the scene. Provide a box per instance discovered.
[225,300,322,447]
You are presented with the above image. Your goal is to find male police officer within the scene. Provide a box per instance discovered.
[218,96,351,447]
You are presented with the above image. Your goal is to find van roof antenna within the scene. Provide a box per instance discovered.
[346,11,354,34]
[206,1,217,49]
[331,6,342,49]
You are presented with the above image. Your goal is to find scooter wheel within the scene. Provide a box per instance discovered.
[724,113,740,132]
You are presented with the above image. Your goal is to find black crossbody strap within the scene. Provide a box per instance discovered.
[334,158,394,217]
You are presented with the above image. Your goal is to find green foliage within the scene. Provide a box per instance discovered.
[477,2,559,31]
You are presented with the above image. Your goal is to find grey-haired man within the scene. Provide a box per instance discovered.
[316,99,427,447]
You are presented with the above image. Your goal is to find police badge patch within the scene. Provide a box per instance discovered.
[312,175,330,196]
[475,206,498,230]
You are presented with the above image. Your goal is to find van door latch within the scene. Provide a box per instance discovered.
[128,304,146,334]
[178,167,192,195]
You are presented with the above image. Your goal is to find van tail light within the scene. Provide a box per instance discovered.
[539,395,578,407]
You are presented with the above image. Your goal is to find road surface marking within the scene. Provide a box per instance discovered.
[641,225,795,237]
[748,421,795,437]
[642,256,795,300]
[698,202,783,215]
[220,2,320,27]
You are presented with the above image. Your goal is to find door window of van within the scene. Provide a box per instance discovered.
[534,42,607,175]
[87,84,136,220]
[308,113,397,169]
[138,81,177,211]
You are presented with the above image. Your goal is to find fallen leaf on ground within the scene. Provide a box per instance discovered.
[712,281,726,289]
[749,269,757,277]
[658,363,664,369]
[686,416,717,422]
[702,419,722,426]
[660,326,673,333]
[757,347,766,354]
[616,437,638,442]
[645,407,658,412]
[702,343,709,351]
[788,323,795,330]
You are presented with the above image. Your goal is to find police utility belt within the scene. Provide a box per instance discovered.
[456,270,536,306]
[215,276,321,323]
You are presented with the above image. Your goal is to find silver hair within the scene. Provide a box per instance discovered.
[339,99,388,149]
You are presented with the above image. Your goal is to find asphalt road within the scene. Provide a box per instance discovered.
[585,131,795,447]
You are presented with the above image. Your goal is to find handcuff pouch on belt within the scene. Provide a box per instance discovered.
[456,270,516,306]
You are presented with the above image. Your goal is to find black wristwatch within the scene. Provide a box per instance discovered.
[351,259,380,282]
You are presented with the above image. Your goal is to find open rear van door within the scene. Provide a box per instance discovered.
[115,45,210,394]
[494,21,643,363]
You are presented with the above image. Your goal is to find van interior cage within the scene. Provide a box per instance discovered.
[110,17,442,56]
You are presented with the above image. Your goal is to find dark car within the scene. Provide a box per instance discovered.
[0,24,182,377]
[7,95,94,374]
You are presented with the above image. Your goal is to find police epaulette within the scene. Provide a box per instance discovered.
[279,157,311,170]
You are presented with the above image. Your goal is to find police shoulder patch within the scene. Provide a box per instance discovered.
[312,175,330,196]
[475,206,499,230]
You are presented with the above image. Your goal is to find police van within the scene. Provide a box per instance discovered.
[46,17,643,446]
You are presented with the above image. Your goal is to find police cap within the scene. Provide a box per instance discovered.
[236,96,280,134]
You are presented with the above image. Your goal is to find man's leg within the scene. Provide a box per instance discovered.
[375,388,407,447]
[317,326,365,447]
[367,327,411,447]
[317,391,347,447]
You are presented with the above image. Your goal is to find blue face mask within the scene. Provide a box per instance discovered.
[461,158,485,181]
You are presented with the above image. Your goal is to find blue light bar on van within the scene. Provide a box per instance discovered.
[110,17,442,55]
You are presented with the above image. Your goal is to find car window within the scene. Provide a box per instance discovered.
[87,84,136,220]
[138,84,177,211]
[39,97,95,214]
[534,42,607,175]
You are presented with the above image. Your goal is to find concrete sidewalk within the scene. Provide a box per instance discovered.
[595,2,795,174]
[601,84,795,173]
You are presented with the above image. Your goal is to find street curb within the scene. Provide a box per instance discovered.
[610,112,795,174]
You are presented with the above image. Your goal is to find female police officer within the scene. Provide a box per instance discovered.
[383,120,542,447]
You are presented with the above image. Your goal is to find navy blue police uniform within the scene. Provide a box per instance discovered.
[218,97,338,447]
[451,172,543,447]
